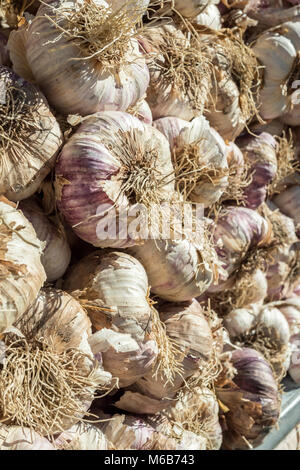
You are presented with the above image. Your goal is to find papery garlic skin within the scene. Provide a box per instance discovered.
[20,198,71,282]
[109,0,150,16]
[218,348,280,450]
[89,328,158,387]
[273,185,300,237]
[224,305,261,338]
[0,67,62,201]
[205,72,246,141]
[154,116,229,207]
[8,0,150,116]
[128,239,214,302]
[276,297,300,384]
[0,198,46,333]
[0,426,55,450]
[195,4,222,29]
[210,206,271,286]
[64,250,152,343]
[55,111,174,249]
[253,22,300,124]
[144,24,211,121]
[172,0,219,18]
[55,422,108,450]
[127,99,153,125]
[166,386,223,450]
[237,133,277,209]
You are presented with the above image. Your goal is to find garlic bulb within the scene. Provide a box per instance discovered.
[154,116,229,207]
[64,250,152,343]
[224,304,291,380]
[20,198,71,282]
[253,22,300,125]
[1,288,112,436]
[205,72,246,141]
[195,4,222,29]
[0,197,46,333]
[218,348,280,450]
[0,66,62,201]
[276,297,300,384]
[142,24,212,121]
[204,31,260,141]
[163,386,223,450]
[117,300,219,414]
[210,206,271,286]
[128,238,215,302]
[273,185,300,237]
[0,426,55,450]
[55,422,108,450]
[55,111,175,249]
[8,0,149,116]
[89,328,158,387]
[237,132,277,209]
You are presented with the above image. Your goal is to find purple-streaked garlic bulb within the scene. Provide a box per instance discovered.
[253,22,300,125]
[20,198,71,282]
[273,186,300,237]
[55,111,175,249]
[217,348,281,450]
[64,250,152,343]
[0,198,46,333]
[8,0,149,116]
[260,206,298,301]
[127,237,216,302]
[2,288,112,437]
[224,304,291,380]
[0,426,55,450]
[0,66,62,201]
[237,132,277,209]
[154,116,229,207]
[116,300,219,414]
[209,206,272,286]
[141,24,212,121]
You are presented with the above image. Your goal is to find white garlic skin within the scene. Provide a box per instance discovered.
[0,67,62,201]
[253,22,300,124]
[0,426,55,450]
[195,4,221,29]
[20,199,71,282]
[9,0,150,116]
[64,250,152,343]
[128,239,214,302]
[154,115,228,207]
[0,199,46,333]
[224,305,261,338]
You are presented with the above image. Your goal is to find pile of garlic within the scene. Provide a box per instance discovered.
[0,0,299,452]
